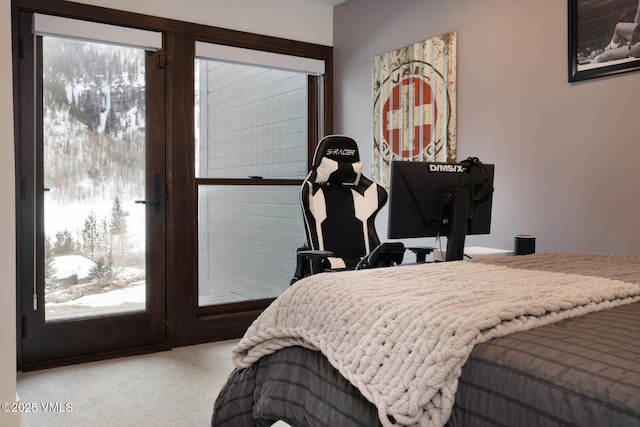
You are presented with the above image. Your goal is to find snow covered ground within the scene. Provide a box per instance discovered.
[51,254,144,282]
[51,255,95,280]
[47,282,145,309]
[47,254,145,318]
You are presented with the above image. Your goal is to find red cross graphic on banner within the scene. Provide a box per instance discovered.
[382,77,437,158]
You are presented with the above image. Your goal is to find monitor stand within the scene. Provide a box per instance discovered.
[445,188,469,262]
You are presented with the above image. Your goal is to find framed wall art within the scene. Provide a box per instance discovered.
[569,0,640,82]
[372,32,457,187]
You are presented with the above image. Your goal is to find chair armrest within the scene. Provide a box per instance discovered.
[297,249,335,260]
[290,249,336,285]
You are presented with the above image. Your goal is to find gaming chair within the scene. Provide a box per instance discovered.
[290,135,407,284]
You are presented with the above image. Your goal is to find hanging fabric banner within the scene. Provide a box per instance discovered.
[372,32,457,187]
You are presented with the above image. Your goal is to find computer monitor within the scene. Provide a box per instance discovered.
[387,157,495,261]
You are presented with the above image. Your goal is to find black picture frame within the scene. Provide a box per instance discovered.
[569,0,640,82]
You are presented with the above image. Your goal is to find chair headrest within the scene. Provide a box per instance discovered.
[310,135,363,185]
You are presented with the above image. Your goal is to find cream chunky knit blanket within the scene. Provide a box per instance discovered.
[232,253,640,427]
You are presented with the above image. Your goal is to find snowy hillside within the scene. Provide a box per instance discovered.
[42,37,149,314]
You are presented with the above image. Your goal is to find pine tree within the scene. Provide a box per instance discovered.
[53,229,76,255]
[110,197,128,254]
[100,217,109,256]
[44,236,57,290]
[110,197,126,234]
[89,250,115,287]
[81,211,99,259]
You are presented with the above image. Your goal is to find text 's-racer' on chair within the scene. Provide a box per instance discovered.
[291,135,414,284]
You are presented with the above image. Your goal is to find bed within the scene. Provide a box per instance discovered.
[211,253,640,427]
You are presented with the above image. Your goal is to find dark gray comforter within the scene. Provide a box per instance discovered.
[212,301,640,427]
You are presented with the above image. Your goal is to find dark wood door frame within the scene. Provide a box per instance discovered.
[12,0,333,368]
[15,10,169,370]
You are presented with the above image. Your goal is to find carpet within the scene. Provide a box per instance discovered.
[17,340,239,427]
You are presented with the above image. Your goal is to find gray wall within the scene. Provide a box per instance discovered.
[333,0,640,255]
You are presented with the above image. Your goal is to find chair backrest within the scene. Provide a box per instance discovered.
[300,135,387,270]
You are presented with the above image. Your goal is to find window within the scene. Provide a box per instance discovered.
[15,0,333,360]
[195,43,325,306]
[195,59,310,180]
[42,36,149,320]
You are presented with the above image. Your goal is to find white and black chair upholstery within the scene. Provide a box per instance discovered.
[291,135,406,284]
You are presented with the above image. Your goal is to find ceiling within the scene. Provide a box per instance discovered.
[301,0,348,5]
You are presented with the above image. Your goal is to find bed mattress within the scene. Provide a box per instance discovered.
[213,253,640,426]
[213,301,640,426]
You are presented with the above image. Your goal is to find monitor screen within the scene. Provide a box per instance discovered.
[387,158,494,261]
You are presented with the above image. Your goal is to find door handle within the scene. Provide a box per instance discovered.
[135,173,162,213]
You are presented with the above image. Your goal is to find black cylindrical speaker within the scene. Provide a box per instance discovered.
[514,235,536,255]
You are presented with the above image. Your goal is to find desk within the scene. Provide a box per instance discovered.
[432,246,513,262]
